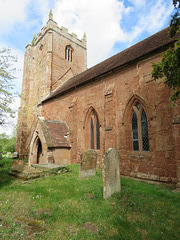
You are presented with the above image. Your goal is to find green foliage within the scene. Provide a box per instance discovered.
[0,48,17,125]
[152,0,180,103]
[0,127,16,153]
[0,163,179,239]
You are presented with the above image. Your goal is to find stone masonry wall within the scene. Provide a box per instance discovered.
[16,17,87,158]
[41,51,178,183]
[51,27,87,90]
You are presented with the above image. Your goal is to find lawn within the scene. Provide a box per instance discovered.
[0,158,179,240]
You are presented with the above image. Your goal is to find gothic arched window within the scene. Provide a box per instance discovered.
[132,102,149,151]
[89,110,100,150]
[65,45,73,62]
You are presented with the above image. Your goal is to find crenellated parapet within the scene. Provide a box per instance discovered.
[27,10,87,49]
[17,10,87,159]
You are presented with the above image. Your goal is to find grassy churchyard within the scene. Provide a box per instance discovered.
[0,158,180,240]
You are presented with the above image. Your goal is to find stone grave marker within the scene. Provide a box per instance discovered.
[6,152,11,158]
[79,149,97,178]
[12,152,18,159]
[102,148,121,199]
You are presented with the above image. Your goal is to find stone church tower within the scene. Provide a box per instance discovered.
[16,11,87,158]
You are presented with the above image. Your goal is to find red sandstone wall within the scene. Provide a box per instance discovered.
[41,52,178,183]
[16,19,87,158]
[51,31,87,90]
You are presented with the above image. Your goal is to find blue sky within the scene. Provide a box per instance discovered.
[0,0,174,134]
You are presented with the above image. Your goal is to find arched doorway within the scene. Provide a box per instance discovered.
[37,138,42,164]
[30,136,43,164]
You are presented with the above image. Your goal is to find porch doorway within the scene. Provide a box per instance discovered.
[37,138,42,164]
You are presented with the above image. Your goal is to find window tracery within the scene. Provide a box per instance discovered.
[84,108,100,150]
[132,102,149,151]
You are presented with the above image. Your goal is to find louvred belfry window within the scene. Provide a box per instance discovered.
[132,102,149,151]
[65,45,73,62]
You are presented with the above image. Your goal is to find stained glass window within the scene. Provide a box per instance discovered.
[141,110,149,151]
[136,102,141,110]
[131,102,149,151]
[132,111,139,151]
[96,117,100,149]
[91,118,94,149]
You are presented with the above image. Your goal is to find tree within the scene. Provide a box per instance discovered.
[0,48,17,125]
[0,126,17,153]
[151,0,180,103]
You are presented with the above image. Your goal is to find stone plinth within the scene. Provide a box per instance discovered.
[102,148,121,199]
[79,149,97,178]
[9,166,43,180]
[32,163,69,173]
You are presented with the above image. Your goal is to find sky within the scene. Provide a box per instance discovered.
[0,0,174,135]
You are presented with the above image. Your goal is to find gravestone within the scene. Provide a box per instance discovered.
[79,149,97,178]
[12,152,18,159]
[6,152,11,158]
[102,148,121,199]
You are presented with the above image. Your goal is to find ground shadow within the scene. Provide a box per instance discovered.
[0,158,18,189]
[0,171,16,189]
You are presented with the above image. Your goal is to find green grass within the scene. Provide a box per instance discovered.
[0,158,179,239]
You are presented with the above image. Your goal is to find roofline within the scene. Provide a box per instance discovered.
[42,28,177,103]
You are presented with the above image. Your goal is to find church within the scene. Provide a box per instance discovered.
[16,11,180,188]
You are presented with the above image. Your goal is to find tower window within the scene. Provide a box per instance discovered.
[65,45,73,62]
[131,102,149,151]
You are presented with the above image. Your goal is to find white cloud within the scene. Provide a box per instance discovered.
[128,0,145,8]
[0,0,30,34]
[138,0,172,33]
[127,0,173,43]
[53,0,130,66]
[12,49,24,93]
[52,0,173,67]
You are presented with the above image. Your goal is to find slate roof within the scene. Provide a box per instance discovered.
[43,27,177,103]
[41,119,71,148]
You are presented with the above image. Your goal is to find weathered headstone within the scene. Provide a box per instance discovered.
[79,149,97,178]
[12,152,18,159]
[6,152,11,158]
[102,148,121,199]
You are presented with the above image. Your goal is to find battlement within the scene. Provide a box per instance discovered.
[27,10,87,49]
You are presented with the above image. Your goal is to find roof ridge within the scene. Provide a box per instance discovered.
[43,27,176,103]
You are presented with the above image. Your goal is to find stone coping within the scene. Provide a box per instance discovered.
[32,163,68,170]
